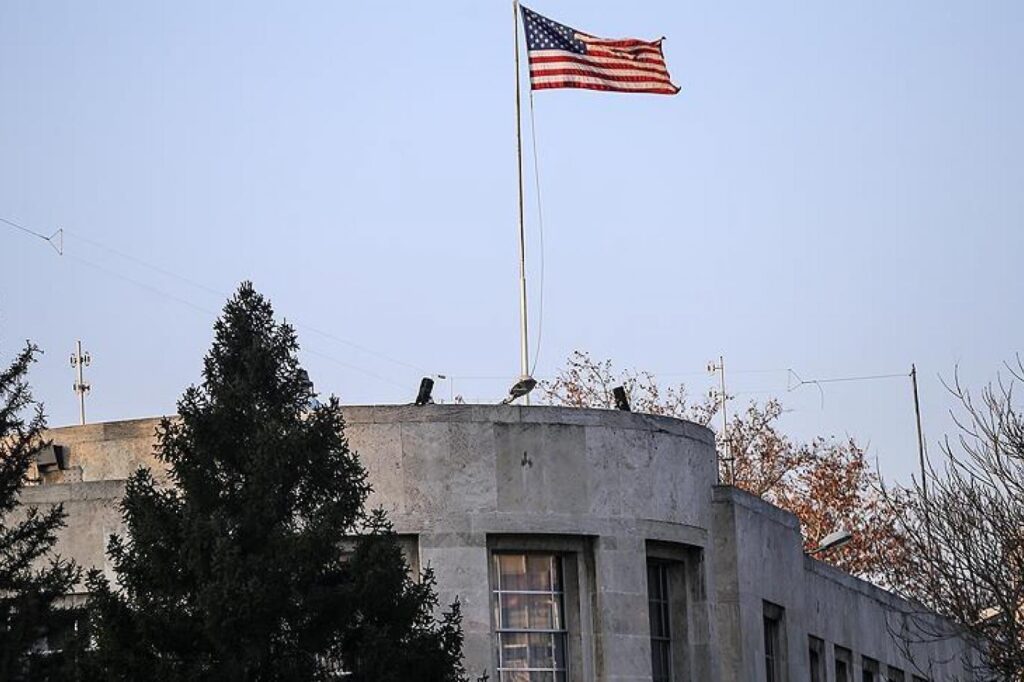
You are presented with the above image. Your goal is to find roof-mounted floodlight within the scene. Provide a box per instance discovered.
[415,377,435,406]
[501,376,537,405]
[612,386,631,412]
[810,529,853,555]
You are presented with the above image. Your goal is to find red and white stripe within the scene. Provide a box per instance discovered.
[528,34,680,95]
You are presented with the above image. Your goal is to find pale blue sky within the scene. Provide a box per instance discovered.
[2,2,1021,483]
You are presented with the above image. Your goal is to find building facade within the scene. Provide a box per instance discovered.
[22,405,979,681]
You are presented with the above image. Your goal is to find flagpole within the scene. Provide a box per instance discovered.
[513,0,531,397]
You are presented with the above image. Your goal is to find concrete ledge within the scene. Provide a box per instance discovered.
[18,479,127,504]
[45,405,715,448]
[711,484,801,531]
[806,554,923,612]
[46,417,164,443]
[342,404,715,446]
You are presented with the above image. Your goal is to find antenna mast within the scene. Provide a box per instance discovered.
[70,340,91,425]
[708,356,731,484]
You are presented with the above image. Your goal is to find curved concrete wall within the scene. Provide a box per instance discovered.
[28,405,717,681]
[345,405,716,539]
[346,406,717,680]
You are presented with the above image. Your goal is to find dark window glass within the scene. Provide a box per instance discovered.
[763,602,785,682]
[862,656,880,682]
[647,561,672,682]
[764,614,780,682]
[808,636,824,682]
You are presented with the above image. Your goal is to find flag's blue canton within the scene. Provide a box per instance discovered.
[521,6,586,54]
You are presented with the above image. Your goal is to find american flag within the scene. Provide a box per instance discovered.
[521,5,680,95]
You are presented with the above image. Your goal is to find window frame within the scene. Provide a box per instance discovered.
[487,535,593,682]
[338,533,420,576]
[835,645,853,682]
[886,666,906,682]
[862,656,879,682]
[762,601,786,682]
[645,541,708,682]
[807,635,825,682]
[491,552,569,681]
[646,558,673,682]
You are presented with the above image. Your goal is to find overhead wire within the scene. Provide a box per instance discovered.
[786,369,909,409]
[65,229,223,297]
[4,214,423,390]
[1,215,63,254]
[58,221,429,373]
[68,227,429,373]
[6,216,920,404]
[64,251,407,388]
[787,369,908,389]
[64,251,219,318]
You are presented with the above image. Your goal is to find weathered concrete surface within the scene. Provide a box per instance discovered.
[344,405,715,680]
[21,406,980,681]
[29,405,713,681]
[18,480,126,589]
[710,486,979,681]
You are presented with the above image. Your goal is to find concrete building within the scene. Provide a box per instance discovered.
[23,405,979,681]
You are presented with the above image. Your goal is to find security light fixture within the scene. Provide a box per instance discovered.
[415,377,435,406]
[296,369,322,409]
[34,444,67,472]
[613,386,631,412]
[811,529,853,555]
[501,376,537,404]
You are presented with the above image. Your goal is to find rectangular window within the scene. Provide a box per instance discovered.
[808,636,825,682]
[886,667,905,682]
[835,646,852,682]
[493,553,568,682]
[647,560,672,682]
[339,534,420,576]
[762,601,785,682]
[645,541,707,682]
[862,657,879,682]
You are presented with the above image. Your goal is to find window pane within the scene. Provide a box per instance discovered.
[497,554,528,592]
[651,639,672,682]
[647,563,666,600]
[494,553,569,682]
[527,554,560,591]
[498,592,563,630]
[647,561,673,682]
[497,633,567,677]
[499,673,564,682]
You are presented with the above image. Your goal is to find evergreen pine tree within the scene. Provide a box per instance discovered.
[86,283,465,681]
[0,342,82,681]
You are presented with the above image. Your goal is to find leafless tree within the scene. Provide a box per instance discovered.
[540,350,715,423]
[883,359,1024,681]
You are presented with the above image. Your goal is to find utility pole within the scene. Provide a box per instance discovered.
[910,364,928,504]
[71,340,91,425]
[708,356,731,484]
